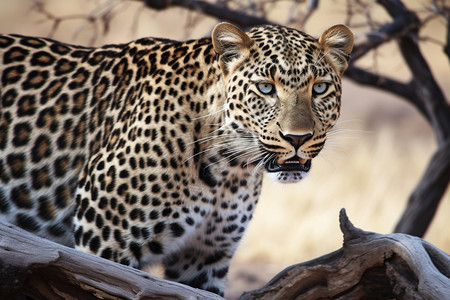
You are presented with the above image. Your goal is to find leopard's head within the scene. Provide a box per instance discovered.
[212,23,353,183]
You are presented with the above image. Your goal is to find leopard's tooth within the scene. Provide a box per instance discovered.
[298,157,308,164]
[277,159,286,165]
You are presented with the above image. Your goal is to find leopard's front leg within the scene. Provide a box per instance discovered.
[163,245,234,296]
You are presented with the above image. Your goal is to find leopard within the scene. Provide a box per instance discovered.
[0,22,353,296]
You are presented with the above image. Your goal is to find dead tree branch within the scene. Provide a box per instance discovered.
[142,0,275,27]
[2,209,450,299]
[371,0,450,236]
[344,65,426,115]
[238,209,450,300]
[394,140,450,236]
[0,222,223,300]
[446,11,450,62]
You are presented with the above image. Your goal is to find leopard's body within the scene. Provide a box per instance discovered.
[0,23,353,295]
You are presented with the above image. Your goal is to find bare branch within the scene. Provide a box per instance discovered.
[394,140,450,236]
[299,0,319,28]
[444,9,450,62]
[344,65,428,118]
[351,10,420,61]
[0,222,223,300]
[141,0,275,27]
[376,0,450,145]
[398,35,450,145]
[373,0,450,237]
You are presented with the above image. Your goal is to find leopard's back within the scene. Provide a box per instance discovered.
[0,34,128,245]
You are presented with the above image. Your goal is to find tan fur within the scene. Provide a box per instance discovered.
[319,24,354,75]
[212,23,254,75]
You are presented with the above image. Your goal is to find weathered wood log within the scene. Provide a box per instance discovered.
[239,209,450,300]
[1,209,449,300]
[0,221,223,300]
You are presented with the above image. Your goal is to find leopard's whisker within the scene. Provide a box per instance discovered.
[183,135,260,163]
[190,107,226,121]
[251,152,275,176]
[203,145,263,169]
[327,128,370,136]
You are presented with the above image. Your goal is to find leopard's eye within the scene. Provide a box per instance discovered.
[257,82,276,95]
[313,82,329,95]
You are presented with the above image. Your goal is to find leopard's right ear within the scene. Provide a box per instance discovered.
[212,22,253,75]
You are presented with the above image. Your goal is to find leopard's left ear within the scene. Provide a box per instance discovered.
[319,24,354,75]
[212,22,253,75]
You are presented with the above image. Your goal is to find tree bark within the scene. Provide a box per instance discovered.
[0,221,223,300]
[1,209,449,300]
[394,140,450,236]
[238,209,450,300]
[143,0,275,27]
[376,0,450,237]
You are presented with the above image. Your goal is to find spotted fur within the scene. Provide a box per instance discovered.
[0,23,353,295]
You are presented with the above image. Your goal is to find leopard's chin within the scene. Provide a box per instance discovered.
[264,156,311,183]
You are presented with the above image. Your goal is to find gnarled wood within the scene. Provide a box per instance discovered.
[238,209,450,300]
[0,221,223,300]
[1,209,449,299]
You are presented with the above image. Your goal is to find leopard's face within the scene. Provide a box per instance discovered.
[213,24,353,183]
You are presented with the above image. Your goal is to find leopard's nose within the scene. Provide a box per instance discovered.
[279,131,313,150]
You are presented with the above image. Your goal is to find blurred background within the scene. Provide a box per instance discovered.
[0,0,448,298]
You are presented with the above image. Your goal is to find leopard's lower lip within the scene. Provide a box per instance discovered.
[265,156,311,172]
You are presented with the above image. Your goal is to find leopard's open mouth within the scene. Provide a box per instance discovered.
[264,156,311,173]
